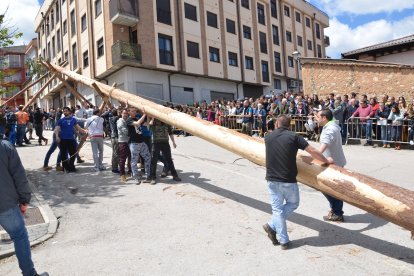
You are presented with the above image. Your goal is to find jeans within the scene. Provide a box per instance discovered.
[380,125,389,144]
[8,124,17,145]
[150,142,178,179]
[0,125,5,139]
[16,124,26,145]
[130,142,151,179]
[267,181,300,244]
[90,137,104,169]
[0,206,36,276]
[111,138,119,170]
[118,142,131,176]
[366,120,373,142]
[44,133,62,167]
[409,127,414,141]
[391,125,402,142]
[323,193,344,216]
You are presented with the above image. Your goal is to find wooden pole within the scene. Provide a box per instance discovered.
[22,74,56,111]
[44,62,414,235]
[3,73,49,107]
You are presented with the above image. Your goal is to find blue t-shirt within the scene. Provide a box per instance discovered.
[57,116,78,139]
[136,113,152,137]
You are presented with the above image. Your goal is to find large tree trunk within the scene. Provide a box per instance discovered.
[42,61,414,236]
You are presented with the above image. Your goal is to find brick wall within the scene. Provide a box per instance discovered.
[301,58,414,100]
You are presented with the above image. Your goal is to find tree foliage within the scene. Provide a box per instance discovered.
[0,10,23,48]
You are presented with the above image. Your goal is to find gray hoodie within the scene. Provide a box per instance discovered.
[0,140,32,213]
[117,118,129,143]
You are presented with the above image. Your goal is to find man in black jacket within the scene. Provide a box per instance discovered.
[0,140,48,276]
[33,107,48,146]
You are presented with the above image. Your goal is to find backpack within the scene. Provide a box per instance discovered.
[6,112,17,125]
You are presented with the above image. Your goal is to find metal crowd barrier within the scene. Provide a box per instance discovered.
[345,117,413,145]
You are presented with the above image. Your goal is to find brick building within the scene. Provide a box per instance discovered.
[0,45,28,106]
[34,0,329,109]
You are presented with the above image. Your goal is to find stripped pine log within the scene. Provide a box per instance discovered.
[41,61,414,236]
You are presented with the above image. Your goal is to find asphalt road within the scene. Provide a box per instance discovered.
[1,131,414,275]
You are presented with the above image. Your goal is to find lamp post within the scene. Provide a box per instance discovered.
[292,50,301,94]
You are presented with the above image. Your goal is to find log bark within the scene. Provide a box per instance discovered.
[43,62,414,235]
[3,73,48,107]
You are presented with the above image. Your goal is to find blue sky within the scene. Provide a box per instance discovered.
[4,0,414,59]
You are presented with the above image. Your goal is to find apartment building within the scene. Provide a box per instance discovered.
[0,45,28,106]
[34,0,329,108]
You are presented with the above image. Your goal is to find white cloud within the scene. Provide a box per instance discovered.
[2,0,40,46]
[311,0,414,16]
[325,15,414,58]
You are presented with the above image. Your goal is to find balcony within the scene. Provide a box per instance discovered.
[112,41,142,66]
[324,35,330,47]
[109,0,139,27]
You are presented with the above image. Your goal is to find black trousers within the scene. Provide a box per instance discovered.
[150,142,177,178]
[34,124,46,144]
[59,139,77,171]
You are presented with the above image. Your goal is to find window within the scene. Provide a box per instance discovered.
[97,37,104,58]
[57,30,61,52]
[286,31,292,42]
[56,3,59,23]
[241,0,249,9]
[64,50,68,61]
[63,20,67,35]
[47,42,51,59]
[261,61,269,82]
[257,3,265,25]
[305,17,311,27]
[297,35,303,47]
[259,32,267,54]
[72,43,78,69]
[226,19,236,34]
[307,40,313,50]
[83,50,89,68]
[243,25,251,39]
[159,34,174,65]
[81,14,87,32]
[207,12,217,28]
[315,23,321,39]
[95,0,102,17]
[157,0,172,25]
[52,36,55,58]
[245,56,253,70]
[184,3,197,21]
[317,44,322,58]
[272,25,279,45]
[70,9,76,37]
[187,41,199,58]
[209,47,220,62]
[274,52,281,72]
[295,11,301,23]
[228,52,238,67]
[51,12,54,30]
[284,6,290,17]
[271,0,277,18]
[274,79,281,89]
[288,56,294,68]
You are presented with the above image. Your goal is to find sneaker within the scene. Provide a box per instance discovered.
[24,141,31,145]
[99,166,106,171]
[44,139,48,145]
[77,159,85,164]
[410,140,414,146]
[323,213,344,222]
[135,178,141,185]
[150,179,157,185]
[35,272,49,276]
[142,178,151,184]
[112,169,120,174]
[42,166,53,171]
[120,175,127,182]
[281,242,290,250]
[172,176,182,182]
[56,165,63,171]
[262,224,279,245]
[160,171,168,178]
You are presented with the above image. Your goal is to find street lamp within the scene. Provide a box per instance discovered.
[292,50,301,94]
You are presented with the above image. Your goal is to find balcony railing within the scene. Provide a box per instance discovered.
[324,35,330,47]
[112,41,142,65]
[109,0,139,27]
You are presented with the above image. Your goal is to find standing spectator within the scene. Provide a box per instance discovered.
[15,105,30,147]
[86,109,105,171]
[351,100,372,145]
[127,107,151,184]
[288,101,296,115]
[0,140,49,276]
[316,109,347,222]
[263,115,329,250]
[5,106,17,145]
[55,107,86,173]
[109,109,120,174]
[388,106,404,150]
[86,104,94,118]
[117,109,132,182]
[375,102,391,148]
[25,106,34,140]
[74,105,87,128]
[241,100,253,136]
[33,107,48,146]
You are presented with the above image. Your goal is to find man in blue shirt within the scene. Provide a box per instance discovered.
[55,107,87,172]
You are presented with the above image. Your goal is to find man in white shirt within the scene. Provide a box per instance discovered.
[85,109,105,171]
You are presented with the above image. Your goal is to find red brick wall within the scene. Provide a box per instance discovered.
[301,58,414,100]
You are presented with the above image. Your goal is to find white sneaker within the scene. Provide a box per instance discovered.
[410,140,414,146]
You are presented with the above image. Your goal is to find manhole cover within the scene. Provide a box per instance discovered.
[0,207,45,231]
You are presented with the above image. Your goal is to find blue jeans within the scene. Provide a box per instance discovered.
[16,124,26,145]
[0,206,36,276]
[366,120,373,142]
[8,124,16,145]
[380,125,389,144]
[323,194,344,216]
[44,133,62,167]
[267,181,299,244]
[0,125,5,139]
